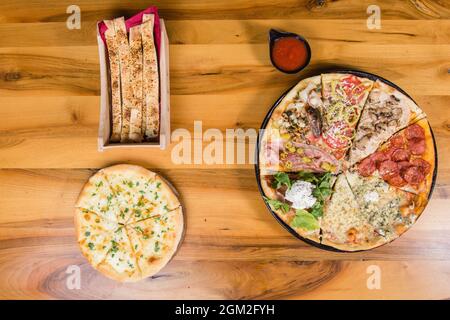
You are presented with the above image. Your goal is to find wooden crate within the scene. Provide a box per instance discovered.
[96,19,170,151]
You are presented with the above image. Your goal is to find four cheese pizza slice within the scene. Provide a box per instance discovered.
[97,226,142,282]
[75,208,118,267]
[349,80,425,165]
[126,207,183,279]
[75,171,120,223]
[344,171,424,246]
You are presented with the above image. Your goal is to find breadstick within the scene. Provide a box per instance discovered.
[113,17,133,143]
[141,14,160,139]
[128,25,143,142]
[104,20,122,142]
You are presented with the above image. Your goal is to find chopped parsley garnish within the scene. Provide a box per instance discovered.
[154,241,160,252]
[110,240,119,253]
[156,182,161,188]
[88,242,95,250]
[85,231,91,237]
[134,209,142,217]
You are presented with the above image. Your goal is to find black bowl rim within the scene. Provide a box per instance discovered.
[254,69,439,253]
[269,29,312,74]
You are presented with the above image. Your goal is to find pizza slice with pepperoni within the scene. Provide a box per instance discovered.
[355,119,435,197]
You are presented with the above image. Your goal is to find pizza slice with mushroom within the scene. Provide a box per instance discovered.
[355,119,435,196]
[349,80,425,165]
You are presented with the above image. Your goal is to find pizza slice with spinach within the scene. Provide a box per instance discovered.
[260,171,334,243]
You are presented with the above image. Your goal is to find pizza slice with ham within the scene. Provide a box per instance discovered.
[259,76,340,174]
[355,119,435,196]
[348,80,425,165]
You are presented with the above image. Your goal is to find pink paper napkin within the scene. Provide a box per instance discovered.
[98,6,161,58]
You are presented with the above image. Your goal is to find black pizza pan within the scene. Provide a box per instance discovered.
[254,69,438,252]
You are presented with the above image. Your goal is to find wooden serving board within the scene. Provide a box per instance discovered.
[0,0,450,299]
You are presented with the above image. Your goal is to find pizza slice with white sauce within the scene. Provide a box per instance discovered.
[102,165,180,224]
[75,171,120,223]
[320,174,367,251]
[126,207,183,278]
[349,80,425,165]
[75,208,118,267]
[96,226,141,282]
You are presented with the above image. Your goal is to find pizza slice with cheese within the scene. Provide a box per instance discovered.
[349,80,426,165]
[320,174,368,251]
[355,119,435,196]
[126,207,183,279]
[75,171,120,223]
[96,226,141,282]
[75,208,118,268]
[344,171,425,243]
[320,73,374,160]
[102,165,180,224]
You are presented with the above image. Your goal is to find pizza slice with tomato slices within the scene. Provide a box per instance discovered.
[259,76,340,174]
[320,73,374,160]
[348,80,425,166]
[355,119,435,196]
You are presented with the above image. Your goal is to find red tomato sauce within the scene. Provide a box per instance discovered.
[271,37,308,72]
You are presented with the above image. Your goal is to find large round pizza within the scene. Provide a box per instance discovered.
[258,72,436,251]
[75,164,184,282]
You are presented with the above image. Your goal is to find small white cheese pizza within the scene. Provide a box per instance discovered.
[75,164,183,282]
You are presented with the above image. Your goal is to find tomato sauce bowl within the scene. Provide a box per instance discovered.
[269,29,311,74]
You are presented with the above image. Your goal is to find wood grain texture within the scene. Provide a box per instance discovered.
[0,0,450,299]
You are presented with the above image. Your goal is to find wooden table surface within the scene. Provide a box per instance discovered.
[1,0,450,300]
